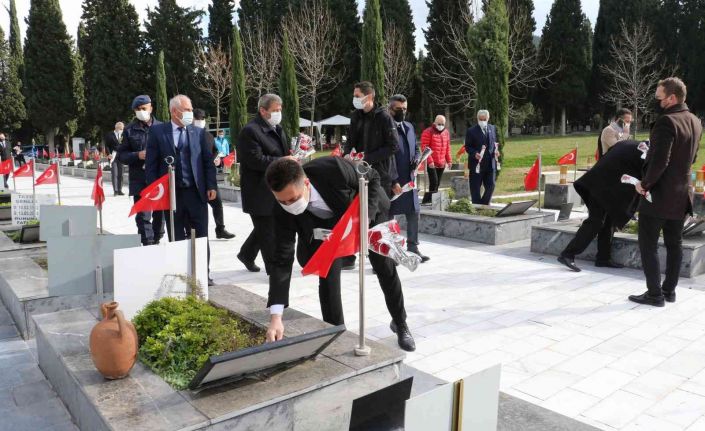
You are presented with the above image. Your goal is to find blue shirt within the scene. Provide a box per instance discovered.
[215,136,229,156]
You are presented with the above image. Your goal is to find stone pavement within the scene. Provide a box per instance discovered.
[8,174,705,431]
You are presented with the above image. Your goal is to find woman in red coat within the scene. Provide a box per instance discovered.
[420,115,452,204]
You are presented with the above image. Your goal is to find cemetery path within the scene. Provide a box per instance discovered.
[13,174,705,431]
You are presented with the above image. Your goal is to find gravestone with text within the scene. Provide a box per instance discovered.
[11,193,56,225]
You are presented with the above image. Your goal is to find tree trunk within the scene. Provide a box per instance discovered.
[550,108,555,136]
[560,107,566,136]
[445,106,454,138]
[310,91,317,149]
[45,127,57,154]
[216,100,221,133]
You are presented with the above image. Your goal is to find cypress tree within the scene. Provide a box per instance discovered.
[278,33,299,140]
[24,0,77,152]
[675,0,705,112]
[1,0,26,131]
[208,0,235,48]
[8,0,22,71]
[237,0,289,36]
[361,0,386,103]
[470,0,509,163]
[380,0,415,62]
[507,0,536,105]
[229,27,248,143]
[155,51,170,122]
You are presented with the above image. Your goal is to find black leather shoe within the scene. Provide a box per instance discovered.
[628,292,665,307]
[664,291,676,303]
[409,249,430,263]
[341,255,357,271]
[558,255,581,272]
[215,227,235,239]
[595,260,624,269]
[237,253,260,272]
[390,320,416,352]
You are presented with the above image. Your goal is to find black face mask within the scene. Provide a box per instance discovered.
[392,109,406,123]
[653,98,666,116]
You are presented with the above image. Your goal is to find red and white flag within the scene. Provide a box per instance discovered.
[128,173,170,217]
[222,152,236,168]
[557,148,577,165]
[455,146,466,160]
[0,159,13,175]
[70,152,76,161]
[524,157,540,191]
[13,160,34,177]
[35,163,58,186]
[302,195,360,278]
[92,165,105,210]
[331,145,342,157]
[83,149,89,161]
[42,149,48,158]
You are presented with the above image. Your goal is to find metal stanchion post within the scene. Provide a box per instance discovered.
[537,150,543,212]
[166,157,176,242]
[190,228,197,280]
[355,165,371,356]
[56,164,61,205]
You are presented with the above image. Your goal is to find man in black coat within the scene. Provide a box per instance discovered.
[104,122,125,196]
[465,110,499,205]
[630,78,702,307]
[118,95,164,245]
[0,133,10,188]
[558,140,646,272]
[264,157,415,352]
[236,93,289,273]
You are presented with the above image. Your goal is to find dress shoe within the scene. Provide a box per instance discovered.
[215,227,235,239]
[663,291,676,303]
[409,249,430,263]
[557,255,581,272]
[595,260,624,269]
[208,278,214,287]
[237,253,260,272]
[341,255,357,271]
[628,292,665,307]
[390,320,416,352]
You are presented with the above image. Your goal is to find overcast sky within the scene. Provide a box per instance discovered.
[1,0,599,54]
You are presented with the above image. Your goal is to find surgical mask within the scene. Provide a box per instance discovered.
[135,110,151,122]
[268,111,282,127]
[435,124,445,132]
[353,97,365,110]
[478,120,488,128]
[181,111,193,127]
[280,193,308,215]
[653,98,665,115]
[392,110,405,123]
[193,120,206,129]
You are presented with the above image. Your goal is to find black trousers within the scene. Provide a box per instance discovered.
[208,189,225,229]
[163,186,208,242]
[133,194,163,245]
[318,252,407,326]
[470,167,495,205]
[111,161,123,193]
[562,201,614,262]
[422,166,446,204]
[239,215,275,273]
[638,214,685,297]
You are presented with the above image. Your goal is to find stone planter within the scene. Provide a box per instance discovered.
[543,183,583,210]
[531,220,705,278]
[219,184,241,203]
[34,285,404,431]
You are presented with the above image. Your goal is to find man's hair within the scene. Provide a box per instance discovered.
[477,109,490,119]
[616,108,632,118]
[354,81,375,96]
[169,94,191,110]
[193,108,207,120]
[658,77,687,103]
[114,122,124,128]
[258,94,283,111]
[266,158,305,192]
[389,94,407,105]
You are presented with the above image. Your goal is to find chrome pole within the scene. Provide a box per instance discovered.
[355,165,371,356]
[166,158,176,242]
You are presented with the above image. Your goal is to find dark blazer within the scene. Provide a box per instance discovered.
[144,121,217,203]
[390,121,420,215]
[0,141,11,161]
[345,106,400,189]
[464,124,498,172]
[104,131,121,154]
[118,118,162,196]
[574,140,645,229]
[639,104,702,220]
[237,115,289,216]
[267,156,389,308]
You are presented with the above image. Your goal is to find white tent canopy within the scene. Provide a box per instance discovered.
[318,115,351,127]
[298,118,321,128]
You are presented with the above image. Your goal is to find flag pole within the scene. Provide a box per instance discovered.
[98,207,103,234]
[168,162,176,242]
[11,153,16,192]
[574,143,578,182]
[55,164,61,205]
[537,150,543,212]
[355,165,371,357]
[31,161,36,217]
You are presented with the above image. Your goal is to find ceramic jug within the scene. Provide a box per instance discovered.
[89,302,138,379]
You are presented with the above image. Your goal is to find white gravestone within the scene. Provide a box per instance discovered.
[11,193,56,225]
[39,205,97,241]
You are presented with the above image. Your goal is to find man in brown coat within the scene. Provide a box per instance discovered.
[630,77,702,307]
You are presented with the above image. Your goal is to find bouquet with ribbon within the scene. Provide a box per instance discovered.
[476,145,486,174]
[390,182,416,202]
[368,220,421,272]
[637,141,649,160]
[621,174,652,202]
[291,133,316,161]
[344,149,365,161]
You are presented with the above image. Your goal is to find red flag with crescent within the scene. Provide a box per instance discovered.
[222,152,236,168]
[524,157,540,191]
[302,195,360,278]
[557,148,577,165]
[128,173,170,217]
[0,159,13,175]
[455,146,466,160]
[42,149,48,158]
[35,163,58,186]
[13,160,34,177]
[92,165,105,210]
[83,149,89,161]
[331,145,342,157]
[70,152,76,161]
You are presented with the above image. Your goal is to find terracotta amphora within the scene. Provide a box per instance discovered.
[89,302,138,379]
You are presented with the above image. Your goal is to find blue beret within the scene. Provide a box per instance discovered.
[131,95,152,110]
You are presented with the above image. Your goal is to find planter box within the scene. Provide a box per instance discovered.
[34,285,405,431]
[219,184,241,203]
[543,183,583,210]
[531,220,705,278]
[401,208,555,245]
[0,206,11,221]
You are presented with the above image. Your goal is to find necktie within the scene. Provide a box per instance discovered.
[307,203,334,219]
[177,127,186,150]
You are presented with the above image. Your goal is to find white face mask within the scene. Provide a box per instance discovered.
[268,111,282,127]
[280,191,308,215]
[435,124,445,132]
[353,97,365,110]
[135,110,151,122]
[478,120,488,128]
[181,111,193,127]
[193,120,206,129]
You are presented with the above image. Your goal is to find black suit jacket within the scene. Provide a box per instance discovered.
[267,156,390,308]
[345,106,399,190]
[104,131,121,154]
[0,141,10,161]
[237,115,289,216]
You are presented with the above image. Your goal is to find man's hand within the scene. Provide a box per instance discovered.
[138,150,146,160]
[214,156,221,167]
[635,181,647,196]
[392,183,402,195]
[207,190,217,201]
[266,315,285,342]
[475,153,482,161]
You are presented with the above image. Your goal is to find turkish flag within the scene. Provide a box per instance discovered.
[13,160,34,177]
[595,148,600,162]
[524,157,540,191]
[70,152,76,161]
[222,152,235,168]
[0,159,13,175]
[93,152,100,161]
[331,145,342,157]
[42,149,48,158]
[83,149,89,161]
[128,173,170,217]
[456,146,466,160]
[302,195,360,278]
[35,163,58,186]
[49,151,55,159]
[557,148,577,165]
[92,165,105,210]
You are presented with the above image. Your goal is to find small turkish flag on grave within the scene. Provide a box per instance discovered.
[35,163,58,186]
[128,173,170,217]
[83,149,89,161]
[222,152,236,168]
[42,149,48,158]
[455,146,466,160]
[70,152,76,161]
[92,165,105,210]
[13,160,34,177]
[0,159,13,175]
[331,145,342,157]
[524,157,540,191]
[557,148,577,165]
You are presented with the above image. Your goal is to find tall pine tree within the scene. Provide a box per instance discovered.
[8,0,22,72]
[507,0,536,105]
[675,0,705,112]
[361,0,386,103]
[278,33,299,140]
[155,51,170,122]
[380,0,415,64]
[24,0,78,151]
[208,0,235,48]
[2,0,26,130]
[237,0,289,36]
[229,27,248,143]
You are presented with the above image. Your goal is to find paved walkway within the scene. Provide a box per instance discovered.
[7,174,705,431]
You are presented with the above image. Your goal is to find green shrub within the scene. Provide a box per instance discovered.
[446,198,498,217]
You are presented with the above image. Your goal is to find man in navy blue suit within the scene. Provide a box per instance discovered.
[464,110,499,205]
[145,94,217,242]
